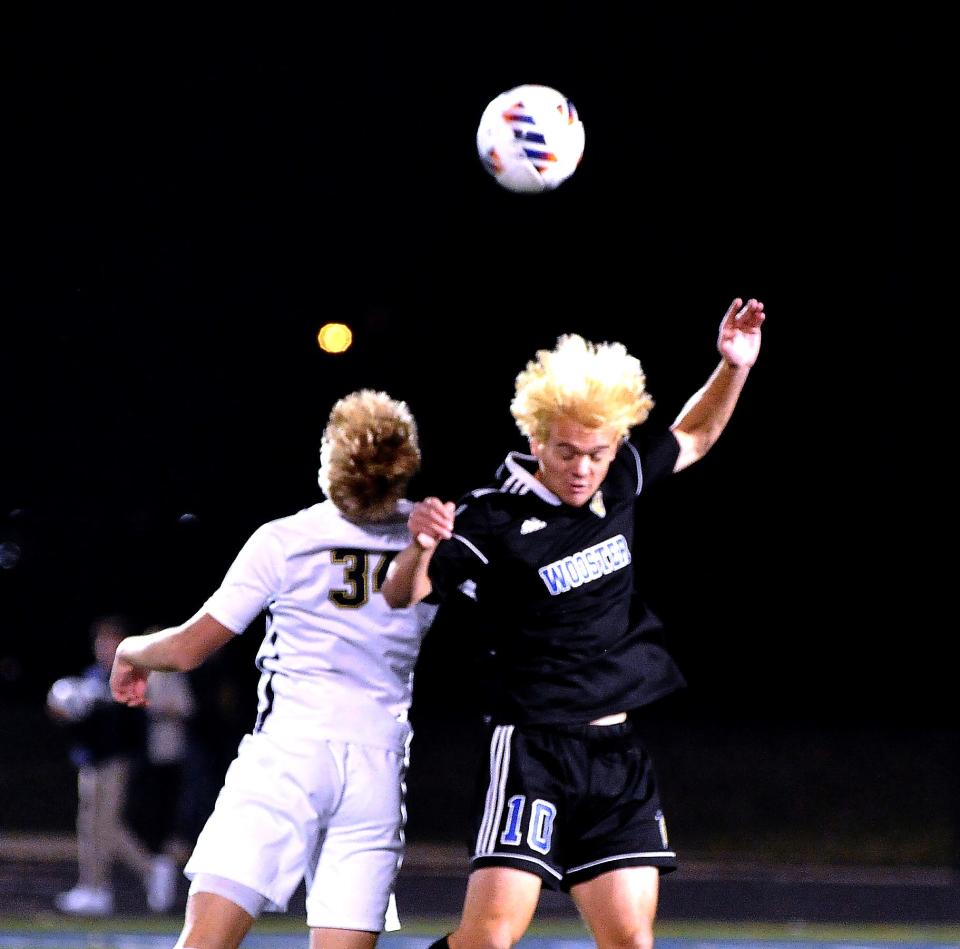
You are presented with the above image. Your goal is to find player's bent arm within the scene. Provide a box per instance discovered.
[116,611,236,673]
[112,611,236,707]
[382,540,435,608]
[671,295,765,472]
[670,360,752,472]
[383,496,455,607]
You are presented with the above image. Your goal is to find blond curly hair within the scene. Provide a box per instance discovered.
[317,389,421,523]
[511,334,655,443]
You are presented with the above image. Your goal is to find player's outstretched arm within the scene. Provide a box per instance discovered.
[111,611,236,707]
[382,498,455,608]
[670,297,765,473]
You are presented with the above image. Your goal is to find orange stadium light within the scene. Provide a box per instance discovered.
[317,322,353,354]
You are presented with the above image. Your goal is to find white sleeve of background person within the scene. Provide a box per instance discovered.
[145,671,196,764]
[202,500,438,755]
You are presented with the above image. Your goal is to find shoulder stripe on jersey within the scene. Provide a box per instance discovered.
[459,488,498,516]
[502,452,562,505]
[626,440,644,496]
[452,533,489,565]
[502,475,530,495]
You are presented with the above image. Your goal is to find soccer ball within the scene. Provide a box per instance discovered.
[476,84,585,194]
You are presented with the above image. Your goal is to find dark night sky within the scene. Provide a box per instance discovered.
[1,7,931,727]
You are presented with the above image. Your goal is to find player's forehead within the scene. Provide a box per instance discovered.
[546,416,619,452]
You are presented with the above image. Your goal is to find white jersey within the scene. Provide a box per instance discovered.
[202,499,437,754]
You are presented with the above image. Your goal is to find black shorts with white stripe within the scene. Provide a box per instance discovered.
[468,720,677,891]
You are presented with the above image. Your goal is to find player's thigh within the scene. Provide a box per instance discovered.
[176,890,255,949]
[570,866,658,949]
[451,867,542,949]
[306,744,406,932]
[186,732,342,912]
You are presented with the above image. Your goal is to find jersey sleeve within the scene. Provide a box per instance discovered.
[201,523,286,634]
[427,497,495,603]
[628,427,680,492]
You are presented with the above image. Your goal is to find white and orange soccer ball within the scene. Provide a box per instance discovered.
[476,84,585,194]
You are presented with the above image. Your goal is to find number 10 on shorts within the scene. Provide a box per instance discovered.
[500,796,557,854]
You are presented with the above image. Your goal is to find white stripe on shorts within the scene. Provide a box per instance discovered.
[567,850,677,876]
[475,724,513,855]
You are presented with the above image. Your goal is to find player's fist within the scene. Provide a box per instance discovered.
[110,657,150,707]
[409,497,455,549]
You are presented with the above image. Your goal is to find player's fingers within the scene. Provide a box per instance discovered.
[741,299,765,325]
[720,298,743,329]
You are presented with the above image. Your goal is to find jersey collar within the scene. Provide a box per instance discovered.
[502,451,562,506]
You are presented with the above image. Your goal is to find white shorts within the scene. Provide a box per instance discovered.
[185,730,408,931]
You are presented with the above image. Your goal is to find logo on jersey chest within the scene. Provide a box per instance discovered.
[589,491,606,518]
[537,534,631,595]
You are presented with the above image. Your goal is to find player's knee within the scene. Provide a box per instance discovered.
[594,929,654,949]
[449,924,525,949]
[487,923,524,949]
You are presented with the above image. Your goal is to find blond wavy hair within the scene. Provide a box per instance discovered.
[317,389,421,523]
[511,334,655,443]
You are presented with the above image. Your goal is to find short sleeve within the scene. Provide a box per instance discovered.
[427,499,494,603]
[630,428,680,491]
[202,524,285,634]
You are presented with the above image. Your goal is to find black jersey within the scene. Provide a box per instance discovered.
[428,429,686,725]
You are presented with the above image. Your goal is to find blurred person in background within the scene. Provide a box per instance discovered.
[128,650,197,871]
[46,613,179,916]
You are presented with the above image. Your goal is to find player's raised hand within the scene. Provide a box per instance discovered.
[409,497,455,550]
[718,297,765,369]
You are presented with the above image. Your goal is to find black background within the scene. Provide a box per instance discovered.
[1,4,931,746]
